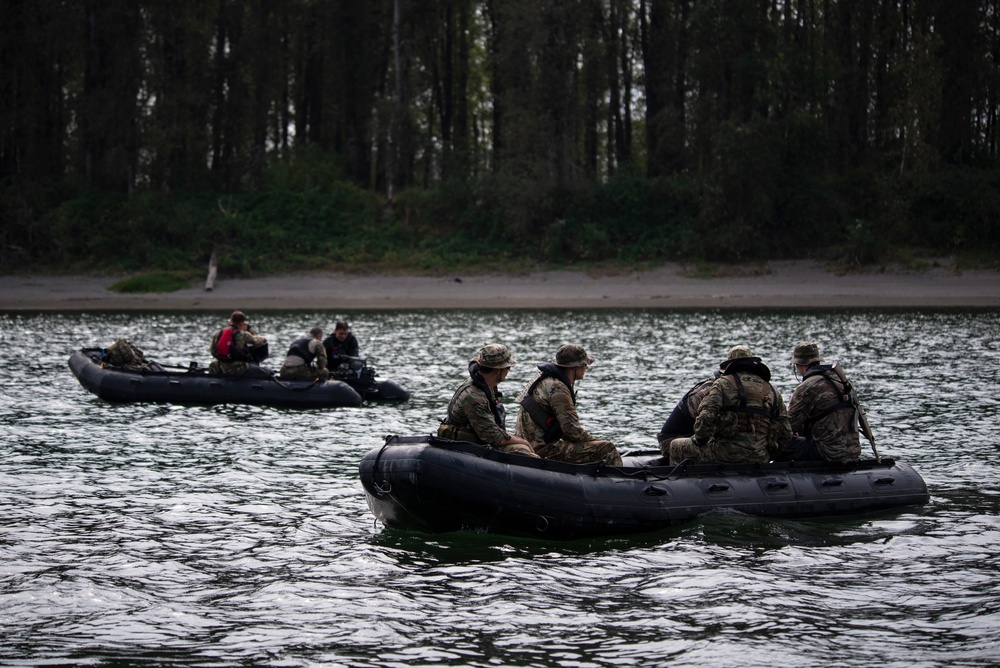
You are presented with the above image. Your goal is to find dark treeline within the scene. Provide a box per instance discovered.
[2,0,999,274]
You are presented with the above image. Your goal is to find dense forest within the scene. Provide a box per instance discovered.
[2,0,1000,276]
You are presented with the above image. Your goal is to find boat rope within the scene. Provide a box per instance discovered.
[269,376,323,392]
[370,442,393,496]
[605,458,693,482]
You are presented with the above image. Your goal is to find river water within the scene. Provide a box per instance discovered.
[1,309,998,667]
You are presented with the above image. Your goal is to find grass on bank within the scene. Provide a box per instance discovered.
[109,271,197,293]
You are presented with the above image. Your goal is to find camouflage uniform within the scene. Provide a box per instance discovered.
[210,328,267,376]
[785,342,861,463]
[437,344,536,457]
[672,358,791,465]
[279,337,330,381]
[515,345,621,466]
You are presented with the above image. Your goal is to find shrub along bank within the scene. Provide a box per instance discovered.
[2,162,998,277]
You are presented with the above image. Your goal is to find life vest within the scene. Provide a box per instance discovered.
[720,358,781,433]
[212,327,242,361]
[439,363,506,443]
[800,365,855,435]
[517,363,574,443]
[723,371,780,421]
[286,337,316,365]
[722,365,781,448]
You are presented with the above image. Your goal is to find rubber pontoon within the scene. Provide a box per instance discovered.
[68,348,369,408]
[359,435,930,540]
[326,355,410,402]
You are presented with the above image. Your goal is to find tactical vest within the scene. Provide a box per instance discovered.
[517,364,574,444]
[722,371,781,434]
[285,337,316,365]
[801,366,854,435]
[438,368,506,444]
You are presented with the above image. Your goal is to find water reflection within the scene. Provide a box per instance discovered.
[0,309,998,666]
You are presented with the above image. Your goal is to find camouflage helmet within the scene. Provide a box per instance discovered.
[792,341,822,366]
[554,343,595,368]
[719,344,761,370]
[472,343,516,369]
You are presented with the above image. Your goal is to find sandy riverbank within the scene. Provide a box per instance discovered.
[1,261,997,311]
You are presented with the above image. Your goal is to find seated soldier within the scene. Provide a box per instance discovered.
[323,320,360,363]
[515,344,622,466]
[209,310,268,376]
[781,341,862,463]
[669,346,792,465]
[278,327,330,381]
[437,344,537,457]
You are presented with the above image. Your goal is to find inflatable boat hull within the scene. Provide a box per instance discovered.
[360,435,930,540]
[69,349,363,408]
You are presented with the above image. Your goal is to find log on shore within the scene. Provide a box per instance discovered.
[205,250,218,291]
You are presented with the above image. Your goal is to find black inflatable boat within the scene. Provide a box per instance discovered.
[359,435,930,540]
[68,348,374,408]
[326,355,410,402]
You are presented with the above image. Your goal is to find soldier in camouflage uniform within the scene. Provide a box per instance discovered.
[437,344,537,457]
[670,345,791,465]
[278,326,330,381]
[656,346,753,457]
[209,310,269,376]
[657,351,734,456]
[781,341,861,463]
[515,344,622,466]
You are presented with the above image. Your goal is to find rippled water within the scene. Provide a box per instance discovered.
[1,309,998,666]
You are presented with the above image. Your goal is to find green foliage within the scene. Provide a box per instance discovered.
[905,166,1000,251]
[110,271,195,293]
[43,191,222,272]
[7,154,1000,276]
[557,164,700,263]
[840,218,888,267]
[266,146,349,192]
[694,120,784,261]
[4,0,1000,275]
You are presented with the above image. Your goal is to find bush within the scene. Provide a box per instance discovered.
[110,271,195,293]
[905,166,1000,251]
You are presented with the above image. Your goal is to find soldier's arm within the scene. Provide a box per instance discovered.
[786,385,810,435]
[773,391,793,450]
[312,340,328,369]
[693,379,727,443]
[788,377,822,434]
[549,385,595,442]
[462,391,510,447]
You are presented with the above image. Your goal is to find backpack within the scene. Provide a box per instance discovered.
[104,339,147,368]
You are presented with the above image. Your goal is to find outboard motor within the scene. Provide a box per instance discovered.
[248,341,269,363]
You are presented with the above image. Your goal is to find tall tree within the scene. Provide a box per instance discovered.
[0,0,78,187]
[145,0,216,192]
[640,0,689,177]
[932,0,982,163]
[539,0,584,188]
[79,0,143,192]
